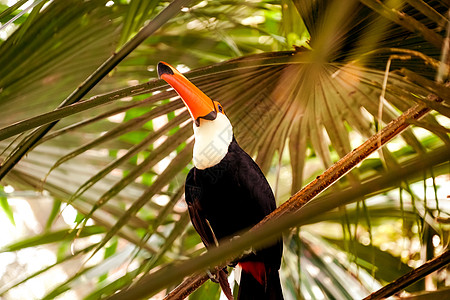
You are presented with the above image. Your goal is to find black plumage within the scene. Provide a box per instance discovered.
[185,138,283,299]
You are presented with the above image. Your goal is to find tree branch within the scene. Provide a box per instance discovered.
[363,249,450,299]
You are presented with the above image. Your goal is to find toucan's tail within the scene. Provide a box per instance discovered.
[238,265,283,300]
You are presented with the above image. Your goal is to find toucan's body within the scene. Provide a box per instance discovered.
[158,62,283,300]
[186,138,283,299]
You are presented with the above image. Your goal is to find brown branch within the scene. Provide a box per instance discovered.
[164,273,209,299]
[163,100,437,300]
[270,104,433,220]
[363,249,450,299]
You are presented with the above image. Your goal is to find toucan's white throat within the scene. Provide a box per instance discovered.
[193,113,233,169]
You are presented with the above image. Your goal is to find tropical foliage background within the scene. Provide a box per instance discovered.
[0,0,449,299]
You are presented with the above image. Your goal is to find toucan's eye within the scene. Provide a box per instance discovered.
[218,105,223,112]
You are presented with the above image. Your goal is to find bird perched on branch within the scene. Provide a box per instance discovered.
[158,62,283,300]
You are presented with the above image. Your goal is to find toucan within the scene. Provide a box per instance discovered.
[157,62,284,300]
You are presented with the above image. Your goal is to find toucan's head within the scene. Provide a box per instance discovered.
[157,61,233,169]
[157,61,225,127]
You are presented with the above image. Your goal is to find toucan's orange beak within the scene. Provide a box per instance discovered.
[157,61,216,126]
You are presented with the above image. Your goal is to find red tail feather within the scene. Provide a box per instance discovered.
[239,261,266,285]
